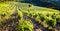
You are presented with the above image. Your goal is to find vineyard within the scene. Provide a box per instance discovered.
[0,1,60,31]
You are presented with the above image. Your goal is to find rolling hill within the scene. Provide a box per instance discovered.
[0,1,60,31]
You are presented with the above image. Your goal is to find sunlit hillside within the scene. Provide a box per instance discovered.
[0,1,60,31]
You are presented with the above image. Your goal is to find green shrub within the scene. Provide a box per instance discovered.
[29,13,32,17]
[51,13,56,19]
[45,17,56,27]
[35,16,41,23]
[33,13,37,18]
[46,14,50,17]
[56,15,60,22]
[39,14,46,21]
[16,19,33,31]
[18,10,23,19]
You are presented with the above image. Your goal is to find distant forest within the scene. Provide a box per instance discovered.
[17,0,60,10]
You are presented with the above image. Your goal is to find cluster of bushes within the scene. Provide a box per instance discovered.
[20,5,60,28]
[17,10,33,31]
[18,3,60,28]
[16,19,33,31]
[0,2,14,27]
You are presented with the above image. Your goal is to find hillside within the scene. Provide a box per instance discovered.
[0,1,60,31]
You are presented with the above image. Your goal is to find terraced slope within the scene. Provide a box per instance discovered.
[0,1,60,31]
